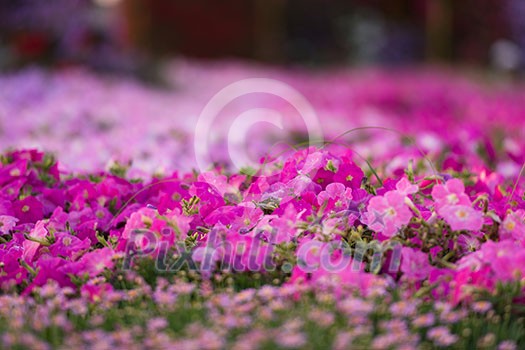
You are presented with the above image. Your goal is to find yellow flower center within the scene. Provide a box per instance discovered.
[142,216,153,228]
[387,208,396,216]
[63,237,72,246]
[505,220,516,231]
[456,209,467,219]
[446,193,459,204]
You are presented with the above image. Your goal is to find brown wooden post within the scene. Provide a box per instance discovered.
[253,0,285,62]
[425,0,453,62]
[122,0,153,52]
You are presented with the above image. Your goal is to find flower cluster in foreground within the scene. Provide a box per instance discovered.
[2,61,525,349]
[0,144,524,349]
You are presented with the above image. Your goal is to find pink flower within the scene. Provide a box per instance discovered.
[258,203,303,244]
[427,326,458,346]
[28,257,76,290]
[197,172,241,197]
[79,247,115,277]
[331,161,364,190]
[497,340,518,350]
[366,191,413,237]
[317,183,352,212]
[22,220,48,262]
[204,205,263,233]
[81,282,114,303]
[0,215,18,235]
[454,240,525,302]
[450,265,494,304]
[288,263,380,298]
[500,209,525,243]
[49,232,91,260]
[401,247,431,281]
[431,179,471,211]
[121,207,157,240]
[395,178,418,196]
[0,241,26,286]
[438,205,483,231]
[480,241,525,281]
[189,182,226,218]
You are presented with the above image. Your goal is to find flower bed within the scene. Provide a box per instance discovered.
[1,64,525,349]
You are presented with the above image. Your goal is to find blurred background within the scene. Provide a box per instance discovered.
[1,0,524,76]
[2,0,525,176]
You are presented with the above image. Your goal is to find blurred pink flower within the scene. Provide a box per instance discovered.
[366,191,413,237]
[0,215,18,235]
[432,179,471,211]
[396,178,418,196]
[439,205,483,231]
[401,247,431,281]
[501,209,525,244]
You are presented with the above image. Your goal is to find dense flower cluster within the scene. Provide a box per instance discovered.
[1,64,525,348]
[0,143,523,348]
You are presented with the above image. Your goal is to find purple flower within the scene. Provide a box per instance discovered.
[427,326,458,346]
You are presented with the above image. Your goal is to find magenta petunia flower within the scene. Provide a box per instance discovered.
[0,159,29,187]
[29,257,76,290]
[12,196,44,224]
[188,182,226,218]
[290,263,381,298]
[331,162,364,190]
[0,241,26,286]
[204,205,263,233]
[79,247,116,277]
[48,232,91,260]
[81,282,114,303]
